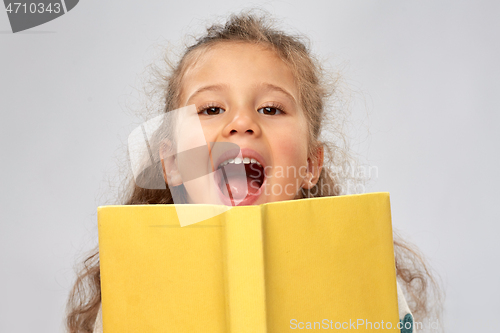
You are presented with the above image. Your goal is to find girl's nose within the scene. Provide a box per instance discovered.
[222,109,262,138]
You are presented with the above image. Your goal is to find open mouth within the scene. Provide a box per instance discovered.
[214,154,266,205]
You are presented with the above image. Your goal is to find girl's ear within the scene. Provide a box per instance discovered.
[301,145,324,190]
[159,140,183,187]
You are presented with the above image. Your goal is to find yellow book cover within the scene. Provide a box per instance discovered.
[98,192,399,332]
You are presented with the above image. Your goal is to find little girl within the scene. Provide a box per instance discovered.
[66,11,441,333]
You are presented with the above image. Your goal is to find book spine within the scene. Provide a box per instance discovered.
[223,206,267,333]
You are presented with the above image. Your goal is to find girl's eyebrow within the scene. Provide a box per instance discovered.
[186,82,297,105]
[186,84,229,104]
[260,83,297,104]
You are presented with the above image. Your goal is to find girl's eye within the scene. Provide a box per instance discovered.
[199,107,225,115]
[257,106,283,115]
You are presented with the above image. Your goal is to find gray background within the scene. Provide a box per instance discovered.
[1,0,498,332]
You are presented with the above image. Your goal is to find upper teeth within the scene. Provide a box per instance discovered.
[219,157,262,168]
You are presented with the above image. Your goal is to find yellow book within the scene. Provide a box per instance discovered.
[98,192,399,332]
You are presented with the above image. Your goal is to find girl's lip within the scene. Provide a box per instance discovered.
[213,148,267,171]
[212,147,268,206]
[213,171,266,206]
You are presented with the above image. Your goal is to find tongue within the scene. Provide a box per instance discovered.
[221,174,260,199]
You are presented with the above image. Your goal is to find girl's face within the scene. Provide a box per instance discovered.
[175,42,322,206]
